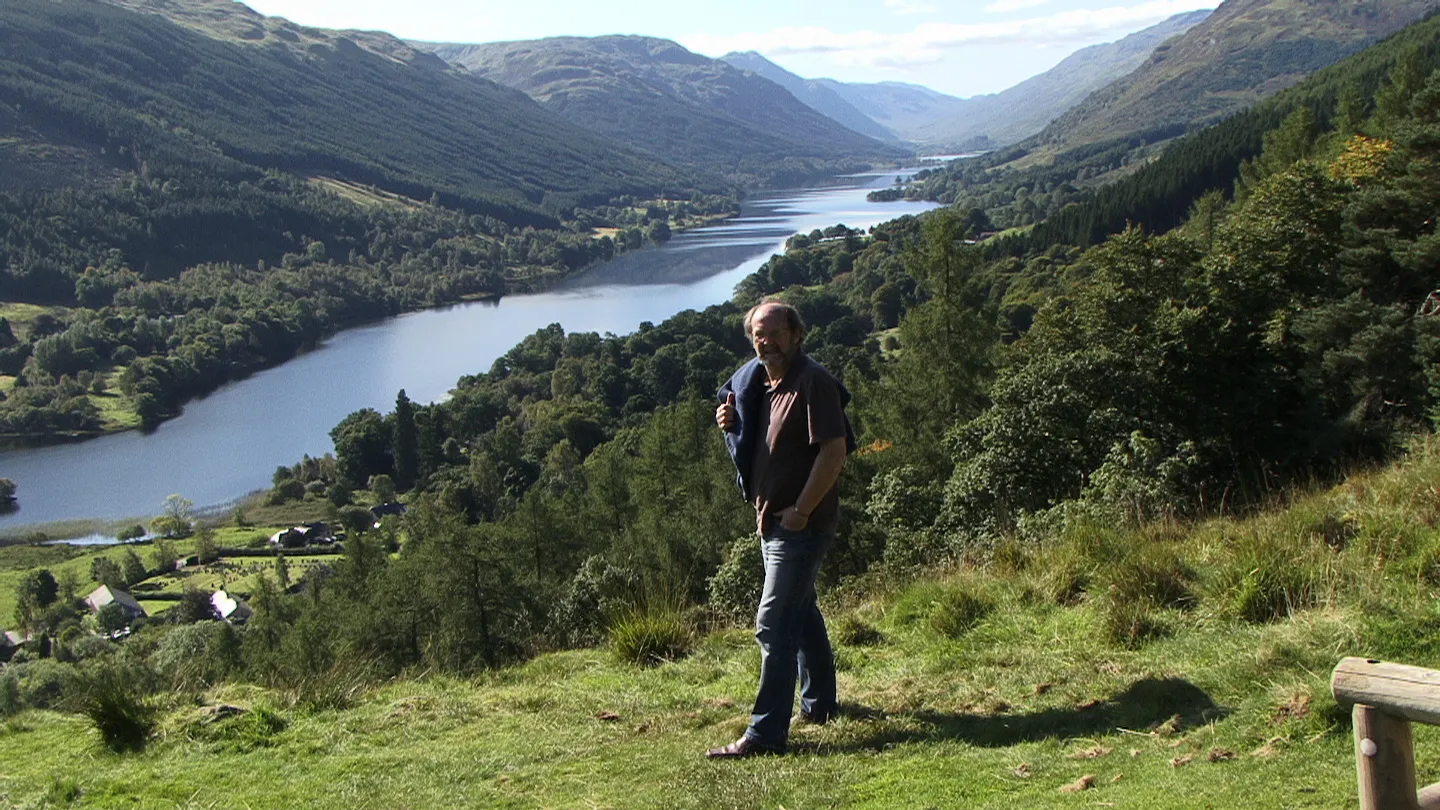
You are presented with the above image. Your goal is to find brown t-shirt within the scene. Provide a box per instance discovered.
[749,355,847,536]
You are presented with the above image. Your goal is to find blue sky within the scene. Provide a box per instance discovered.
[241,0,1220,97]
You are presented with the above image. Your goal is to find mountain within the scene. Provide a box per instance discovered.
[909,9,1212,149]
[0,0,696,214]
[811,80,968,144]
[719,51,900,142]
[423,36,908,174]
[1033,0,1440,152]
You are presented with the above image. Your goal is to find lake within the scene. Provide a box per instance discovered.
[0,169,941,534]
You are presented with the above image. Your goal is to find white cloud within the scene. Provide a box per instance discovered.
[983,0,1051,13]
[684,0,1217,70]
[883,0,938,14]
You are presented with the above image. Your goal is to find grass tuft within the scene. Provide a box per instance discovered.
[67,663,156,753]
[611,607,693,666]
[833,613,885,647]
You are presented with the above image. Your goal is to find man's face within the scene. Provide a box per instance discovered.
[751,306,799,373]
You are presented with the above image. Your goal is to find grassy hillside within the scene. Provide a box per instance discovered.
[1033,0,1437,154]
[426,36,907,178]
[7,438,1440,807]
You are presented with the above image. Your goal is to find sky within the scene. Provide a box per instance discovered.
[240,0,1221,98]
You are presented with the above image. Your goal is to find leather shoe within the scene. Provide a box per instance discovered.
[706,736,782,759]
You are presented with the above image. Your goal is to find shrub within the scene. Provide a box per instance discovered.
[66,635,118,662]
[1097,546,1196,612]
[0,672,20,717]
[152,622,242,689]
[611,608,692,666]
[203,705,289,752]
[67,662,157,753]
[707,536,763,622]
[552,556,641,647]
[42,778,82,805]
[12,659,78,709]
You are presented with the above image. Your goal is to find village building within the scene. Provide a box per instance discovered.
[210,590,252,624]
[84,585,147,621]
[268,521,335,548]
[370,501,407,527]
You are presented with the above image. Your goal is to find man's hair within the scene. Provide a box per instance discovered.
[743,300,806,342]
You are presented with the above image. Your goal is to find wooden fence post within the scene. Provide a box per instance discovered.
[1353,703,1420,810]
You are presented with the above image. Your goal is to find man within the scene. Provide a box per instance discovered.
[708,300,855,759]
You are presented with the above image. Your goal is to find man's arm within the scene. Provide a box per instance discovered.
[780,436,846,530]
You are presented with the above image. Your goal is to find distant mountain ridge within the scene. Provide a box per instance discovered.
[1033,0,1440,152]
[719,51,900,142]
[717,11,1208,150]
[909,9,1212,149]
[424,36,907,175]
[814,80,968,144]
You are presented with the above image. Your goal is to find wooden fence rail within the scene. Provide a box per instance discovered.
[1332,657,1440,810]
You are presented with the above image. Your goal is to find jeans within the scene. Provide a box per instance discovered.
[744,526,837,750]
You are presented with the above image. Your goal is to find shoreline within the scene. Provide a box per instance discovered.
[0,211,742,453]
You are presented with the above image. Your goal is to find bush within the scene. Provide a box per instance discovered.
[66,635,118,662]
[0,672,20,717]
[11,659,78,709]
[552,556,641,647]
[707,536,763,622]
[268,479,306,505]
[1097,546,1196,613]
[928,588,994,639]
[67,662,157,753]
[611,608,692,666]
[152,622,242,688]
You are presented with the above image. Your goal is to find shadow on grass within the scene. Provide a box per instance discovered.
[804,677,1225,754]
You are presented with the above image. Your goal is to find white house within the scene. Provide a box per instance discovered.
[210,590,252,624]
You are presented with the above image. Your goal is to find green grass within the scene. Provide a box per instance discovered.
[87,382,140,432]
[7,443,1440,806]
[0,303,68,340]
[0,601,1391,809]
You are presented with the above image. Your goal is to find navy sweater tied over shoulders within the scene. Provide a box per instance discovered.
[717,354,857,503]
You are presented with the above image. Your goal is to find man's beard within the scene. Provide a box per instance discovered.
[760,346,794,368]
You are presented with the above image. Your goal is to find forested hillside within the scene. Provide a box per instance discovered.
[0,0,696,208]
[904,9,1440,246]
[425,36,908,181]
